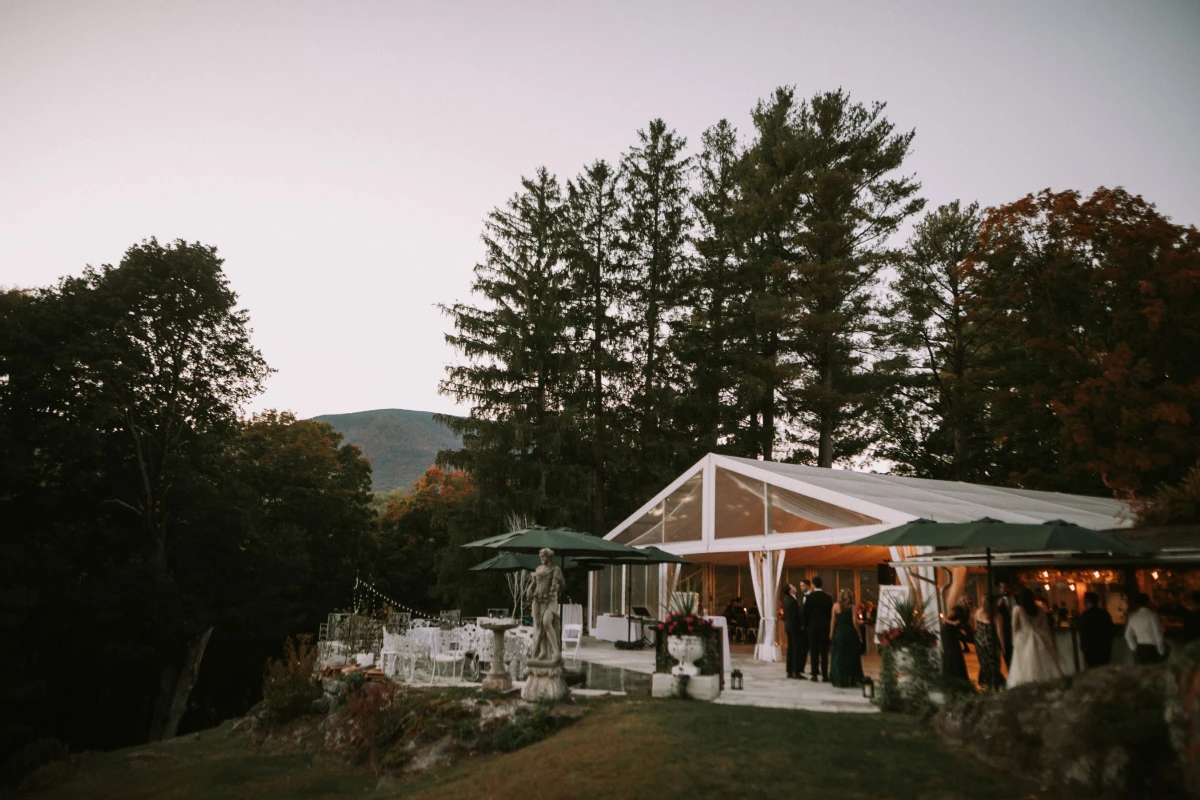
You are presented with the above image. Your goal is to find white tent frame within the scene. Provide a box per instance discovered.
[592,453,1130,661]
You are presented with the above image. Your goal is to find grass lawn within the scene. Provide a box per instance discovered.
[22,699,1062,800]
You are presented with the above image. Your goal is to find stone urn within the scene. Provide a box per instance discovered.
[668,635,705,677]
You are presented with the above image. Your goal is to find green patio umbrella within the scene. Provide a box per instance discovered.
[468,551,603,573]
[576,546,693,643]
[462,526,650,628]
[846,518,1143,553]
[469,551,603,620]
[462,526,646,559]
[846,518,1144,689]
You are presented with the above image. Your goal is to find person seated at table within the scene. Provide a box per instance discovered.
[723,596,745,621]
[745,605,761,640]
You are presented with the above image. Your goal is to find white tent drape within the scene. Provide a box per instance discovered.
[749,550,783,661]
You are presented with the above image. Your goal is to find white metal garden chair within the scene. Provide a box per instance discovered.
[504,631,530,680]
[430,628,468,684]
[379,627,402,678]
[561,623,583,662]
[394,636,429,684]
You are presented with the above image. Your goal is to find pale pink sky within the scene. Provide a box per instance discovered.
[2,1,1197,419]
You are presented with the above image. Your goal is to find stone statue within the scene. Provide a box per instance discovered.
[530,548,566,661]
[520,547,569,702]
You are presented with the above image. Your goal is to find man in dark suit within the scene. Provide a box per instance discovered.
[802,575,834,681]
[783,584,803,678]
[1077,591,1114,668]
[796,578,811,677]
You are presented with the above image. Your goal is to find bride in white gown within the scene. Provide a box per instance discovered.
[1007,587,1063,687]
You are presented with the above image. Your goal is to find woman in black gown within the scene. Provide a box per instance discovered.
[830,589,865,687]
[974,595,1006,690]
[941,606,969,682]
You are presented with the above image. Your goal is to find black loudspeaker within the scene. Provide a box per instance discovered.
[877,562,898,586]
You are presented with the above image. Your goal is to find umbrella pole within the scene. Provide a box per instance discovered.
[627,564,633,645]
[986,547,995,691]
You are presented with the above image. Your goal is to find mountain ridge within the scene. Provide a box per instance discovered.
[312,407,461,494]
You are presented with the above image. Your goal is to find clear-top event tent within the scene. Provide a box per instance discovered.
[591,453,1129,660]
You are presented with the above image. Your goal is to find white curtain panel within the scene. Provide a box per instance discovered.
[751,550,782,661]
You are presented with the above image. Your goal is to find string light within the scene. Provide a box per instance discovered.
[351,576,437,619]
[1019,568,1122,585]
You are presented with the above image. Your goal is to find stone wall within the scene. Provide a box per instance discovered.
[935,646,1200,797]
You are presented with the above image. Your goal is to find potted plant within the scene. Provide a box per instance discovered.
[657,612,715,677]
[876,596,940,713]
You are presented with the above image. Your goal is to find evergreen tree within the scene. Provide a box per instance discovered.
[678,120,754,455]
[619,119,692,482]
[787,89,924,466]
[563,159,628,531]
[881,201,998,480]
[736,90,807,460]
[438,168,585,526]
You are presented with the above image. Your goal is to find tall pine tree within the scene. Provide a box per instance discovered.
[563,159,628,531]
[880,201,998,480]
[619,119,692,483]
[438,168,585,525]
[678,120,750,455]
[736,90,807,460]
[788,89,924,467]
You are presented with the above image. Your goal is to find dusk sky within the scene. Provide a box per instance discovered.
[3,1,1198,420]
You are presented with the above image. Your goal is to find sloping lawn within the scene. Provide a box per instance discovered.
[23,699,1061,800]
[396,700,1058,800]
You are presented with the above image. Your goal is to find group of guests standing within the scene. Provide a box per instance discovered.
[781,577,864,687]
[942,582,1186,691]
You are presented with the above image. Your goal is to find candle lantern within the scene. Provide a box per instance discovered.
[862,677,875,700]
[731,669,743,690]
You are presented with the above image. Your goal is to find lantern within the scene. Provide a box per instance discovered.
[862,676,875,700]
[731,669,743,690]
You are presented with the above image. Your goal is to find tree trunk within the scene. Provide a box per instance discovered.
[818,358,834,468]
[952,313,967,481]
[761,387,775,461]
[148,626,214,741]
[592,234,606,532]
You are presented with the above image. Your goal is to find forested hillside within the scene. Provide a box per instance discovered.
[314,408,460,493]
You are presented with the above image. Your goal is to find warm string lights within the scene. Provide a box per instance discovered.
[352,576,434,619]
[1017,568,1123,587]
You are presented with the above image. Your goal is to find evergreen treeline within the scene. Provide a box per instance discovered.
[438,86,1200,541]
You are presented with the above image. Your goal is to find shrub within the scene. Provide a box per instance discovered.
[262,635,320,724]
[491,705,562,753]
[343,682,404,753]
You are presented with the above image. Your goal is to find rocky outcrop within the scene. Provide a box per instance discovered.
[935,661,1188,797]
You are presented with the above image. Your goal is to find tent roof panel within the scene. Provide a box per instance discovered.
[717,456,1129,530]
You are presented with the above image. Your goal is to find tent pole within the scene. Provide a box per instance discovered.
[986,547,996,691]
[628,563,638,642]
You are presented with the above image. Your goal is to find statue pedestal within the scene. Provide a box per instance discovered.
[479,618,519,692]
[521,658,568,703]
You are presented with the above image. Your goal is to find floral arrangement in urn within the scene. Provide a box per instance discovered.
[876,596,941,713]
[657,612,716,678]
[877,624,938,649]
[656,611,716,637]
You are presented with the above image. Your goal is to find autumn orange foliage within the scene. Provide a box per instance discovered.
[978,187,1200,496]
